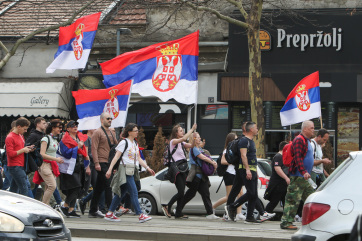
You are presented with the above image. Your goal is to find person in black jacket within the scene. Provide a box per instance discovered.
[264,141,289,213]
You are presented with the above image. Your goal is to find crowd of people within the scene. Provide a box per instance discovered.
[0,115,331,228]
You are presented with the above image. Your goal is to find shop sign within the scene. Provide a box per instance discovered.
[277,28,342,52]
[30,96,49,106]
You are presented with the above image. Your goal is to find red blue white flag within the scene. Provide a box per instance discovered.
[100,31,199,105]
[46,12,101,73]
[72,80,132,130]
[280,71,321,126]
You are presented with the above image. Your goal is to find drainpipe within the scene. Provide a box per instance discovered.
[116,28,132,56]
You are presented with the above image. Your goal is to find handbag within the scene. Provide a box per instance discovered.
[24,153,38,174]
[175,159,189,173]
[125,164,135,175]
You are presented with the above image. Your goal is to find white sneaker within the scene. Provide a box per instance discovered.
[222,213,229,221]
[260,212,276,221]
[235,213,246,221]
[294,214,302,222]
[173,208,176,215]
[206,214,220,220]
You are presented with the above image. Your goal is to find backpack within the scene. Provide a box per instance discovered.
[225,138,241,165]
[162,143,186,166]
[32,135,50,167]
[282,135,306,167]
[109,139,128,171]
[216,152,227,177]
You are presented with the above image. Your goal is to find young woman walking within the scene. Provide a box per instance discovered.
[106,123,155,223]
[212,133,246,221]
[161,123,197,219]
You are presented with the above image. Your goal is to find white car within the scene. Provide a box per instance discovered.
[292,151,362,241]
[139,157,282,216]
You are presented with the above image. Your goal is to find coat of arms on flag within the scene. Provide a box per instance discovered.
[101,31,199,105]
[153,43,182,92]
[72,23,85,60]
[103,88,120,119]
[295,84,311,111]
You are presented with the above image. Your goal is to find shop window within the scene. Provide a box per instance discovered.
[200,105,228,119]
[337,107,359,165]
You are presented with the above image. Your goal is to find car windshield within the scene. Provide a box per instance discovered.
[258,161,272,176]
[318,156,354,191]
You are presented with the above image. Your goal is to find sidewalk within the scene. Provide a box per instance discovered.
[66,215,299,241]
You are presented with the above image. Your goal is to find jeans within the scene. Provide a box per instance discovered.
[82,190,106,211]
[109,184,128,212]
[125,175,142,215]
[8,166,30,197]
[2,164,12,190]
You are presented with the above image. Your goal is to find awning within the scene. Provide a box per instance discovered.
[0,81,72,118]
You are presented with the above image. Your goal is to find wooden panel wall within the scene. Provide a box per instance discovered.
[220,76,285,101]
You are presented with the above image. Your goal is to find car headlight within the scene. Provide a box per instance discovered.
[0,212,25,232]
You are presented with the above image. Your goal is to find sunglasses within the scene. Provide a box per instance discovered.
[106,117,113,121]
[69,124,78,128]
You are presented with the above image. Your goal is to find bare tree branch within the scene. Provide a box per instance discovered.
[0,41,9,54]
[226,0,248,19]
[180,0,249,29]
[0,0,98,70]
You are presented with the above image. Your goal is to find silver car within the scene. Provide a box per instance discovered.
[139,157,282,216]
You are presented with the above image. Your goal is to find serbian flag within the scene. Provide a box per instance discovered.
[72,80,132,130]
[280,71,321,126]
[46,12,101,73]
[101,31,199,105]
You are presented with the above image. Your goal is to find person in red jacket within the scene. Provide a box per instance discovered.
[5,118,33,196]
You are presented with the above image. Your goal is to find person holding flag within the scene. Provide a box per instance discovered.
[58,120,90,218]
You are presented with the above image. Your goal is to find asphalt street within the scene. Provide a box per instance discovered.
[67,214,299,241]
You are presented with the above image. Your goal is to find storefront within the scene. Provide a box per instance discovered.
[221,8,362,164]
[0,79,74,147]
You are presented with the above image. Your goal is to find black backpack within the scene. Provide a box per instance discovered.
[216,152,227,176]
[225,138,241,165]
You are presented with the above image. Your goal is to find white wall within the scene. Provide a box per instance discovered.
[197,73,226,105]
[1,43,77,78]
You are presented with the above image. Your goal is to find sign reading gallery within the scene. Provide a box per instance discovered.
[277,28,342,52]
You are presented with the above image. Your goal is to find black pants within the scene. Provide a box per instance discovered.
[167,172,187,217]
[230,169,258,219]
[65,187,81,208]
[89,162,112,213]
[181,176,213,216]
[265,188,287,213]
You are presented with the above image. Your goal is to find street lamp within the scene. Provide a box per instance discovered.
[116,28,132,56]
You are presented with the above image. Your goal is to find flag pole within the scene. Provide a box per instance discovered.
[289,125,292,141]
[320,116,323,129]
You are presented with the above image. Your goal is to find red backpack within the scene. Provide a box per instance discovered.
[282,135,306,167]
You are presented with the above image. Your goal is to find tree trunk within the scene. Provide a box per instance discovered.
[247,0,265,158]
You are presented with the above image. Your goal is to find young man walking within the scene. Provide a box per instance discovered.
[6,118,33,196]
[226,122,261,223]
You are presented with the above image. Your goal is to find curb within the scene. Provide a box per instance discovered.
[69,228,290,241]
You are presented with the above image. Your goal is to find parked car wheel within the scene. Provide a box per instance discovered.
[138,193,157,215]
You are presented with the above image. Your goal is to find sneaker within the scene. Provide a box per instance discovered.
[161,205,171,218]
[139,213,152,223]
[125,209,135,215]
[222,212,229,221]
[79,200,86,215]
[118,206,129,215]
[281,224,298,230]
[60,206,69,217]
[53,204,61,212]
[294,215,302,222]
[100,209,107,215]
[175,214,189,219]
[206,214,220,220]
[261,212,276,221]
[225,205,236,222]
[244,217,262,224]
[67,210,81,218]
[88,210,105,218]
[104,212,121,222]
[235,213,246,221]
